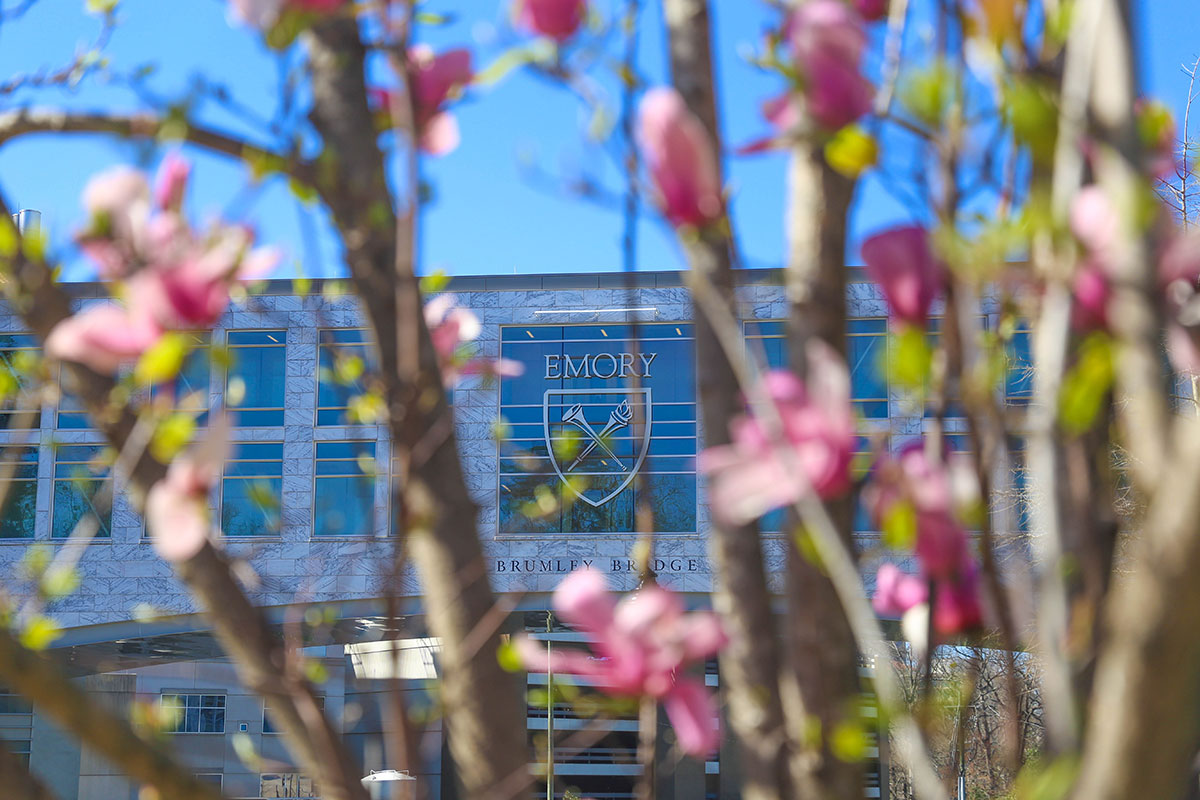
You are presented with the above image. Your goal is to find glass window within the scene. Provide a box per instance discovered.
[193,775,222,790]
[161,694,225,733]
[745,319,889,418]
[221,442,283,537]
[314,441,375,536]
[1006,324,1033,405]
[0,335,39,430]
[0,689,31,715]
[151,332,210,421]
[2,738,30,768]
[499,323,697,535]
[260,773,318,799]
[52,445,112,539]
[926,317,987,418]
[57,374,90,430]
[0,447,38,540]
[227,330,286,427]
[317,329,374,426]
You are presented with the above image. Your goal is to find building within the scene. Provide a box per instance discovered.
[0,267,1038,799]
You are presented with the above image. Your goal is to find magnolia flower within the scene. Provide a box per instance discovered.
[638,88,723,228]
[788,0,873,130]
[872,563,927,617]
[854,0,889,21]
[516,0,587,41]
[145,415,231,562]
[519,569,726,757]
[699,341,855,524]
[861,225,943,327]
[227,0,344,30]
[1072,260,1111,330]
[410,46,473,156]
[153,152,191,214]
[933,565,983,634]
[864,441,975,579]
[44,304,162,375]
[1070,185,1119,263]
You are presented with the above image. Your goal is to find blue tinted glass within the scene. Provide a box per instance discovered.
[498,322,697,534]
[0,449,37,539]
[52,446,110,539]
[228,331,286,426]
[221,477,282,537]
[317,332,374,426]
[0,338,39,430]
[315,476,373,536]
[1006,328,1033,404]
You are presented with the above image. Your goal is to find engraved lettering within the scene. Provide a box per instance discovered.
[563,355,591,379]
[638,352,657,378]
[618,352,635,377]
[592,353,618,379]
[544,354,562,379]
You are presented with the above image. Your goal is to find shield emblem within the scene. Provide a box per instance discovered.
[543,388,653,507]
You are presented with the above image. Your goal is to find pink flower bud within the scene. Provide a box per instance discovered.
[854,0,889,22]
[153,152,191,213]
[872,563,928,617]
[637,88,723,228]
[787,1,873,130]
[516,0,587,41]
[861,225,944,326]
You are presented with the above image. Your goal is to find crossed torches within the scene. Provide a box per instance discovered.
[562,401,633,472]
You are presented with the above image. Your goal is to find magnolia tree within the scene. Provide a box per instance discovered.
[0,0,1194,799]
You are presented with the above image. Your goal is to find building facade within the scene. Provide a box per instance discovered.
[0,268,1031,799]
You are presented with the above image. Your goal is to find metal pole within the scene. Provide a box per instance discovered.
[546,611,554,800]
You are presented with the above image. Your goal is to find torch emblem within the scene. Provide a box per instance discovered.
[543,388,652,507]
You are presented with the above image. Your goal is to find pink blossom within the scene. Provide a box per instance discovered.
[1070,186,1119,261]
[932,567,983,635]
[410,46,473,156]
[736,95,802,155]
[1167,323,1200,375]
[516,0,587,41]
[424,295,519,386]
[861,225,943,327]
[519,569,726,757]
[699,341,855,524]
[638,88,723,228]
[872,563,927,617]
[44,304,162,375]
[854,0,889,22]
[787,0,873,130]
[803,50,874,130]
[865,442,973,579]
[153,152,191,213]
[145,416,230,562]
[1072,260,1111,330]
[1159,232,1200,288]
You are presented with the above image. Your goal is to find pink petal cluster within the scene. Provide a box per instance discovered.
[854,0,889,21]
[227,0,346,30]
[145,417,230,562]
[866,441,982,635]
[424,295,523,387]
[516,0,587,41]
[48,157,280,374]
[787,0,874,130]
[410,46,473,156]
[637,88,724,229]
[699,341,855,524]
[861,225,944,328]
[519,569,726,757]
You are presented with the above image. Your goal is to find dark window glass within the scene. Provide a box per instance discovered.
[57,384,90,430]
[499,323,697,534]
[52,445,111,539]
[0,335,39,430]
[263,696,323,734]
[0,447,38,539]
[161,694,225,733]
[221,442,283,537]
[1006,325,1033,405]
[2,738,30,768]
[227,330,286,426]
[0,689,31,715]
[314,441,374,536]
[317,329,374,426]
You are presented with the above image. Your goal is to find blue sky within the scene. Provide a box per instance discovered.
[0,0,1195,279]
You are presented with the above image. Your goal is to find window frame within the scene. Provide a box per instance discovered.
[313,440,376,537]
[316,328,375,427]
[0,334,40,430]
[220,442,284,538]
[51,444,112,540]
[0,446,39,541]
[225,329,288,427]
[160,693,227,734]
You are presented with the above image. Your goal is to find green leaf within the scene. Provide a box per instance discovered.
[888,327,934,390]
[881,501,917,550]
[1006,79,1058,164]
[497,639,522,672]
[135,332,187,386]
[824,125,878,178]
[1059,333,1114,435]
[303,658,329,685]
[419,271,452,295]
[19,544,52,580]
[150,414,197,463]
[900,62,955,127]
[20,615,62,650]
[41,567,80,599]
[289,178,318,206]
[830,720,869,763]
[474,45,546,88]
[334,354,364,384]
[85,0,118,14]
[347,392,386,424]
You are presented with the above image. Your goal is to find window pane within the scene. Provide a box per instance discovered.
[221,443,283,537]
[52,445,111,539]
[152,333,210,421]
[0,447,38,539]
[227,330,286,427]
[0,335,39,430]
[315,441,374,536]
[1006,326,1033,405]
[317,330,375,426]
